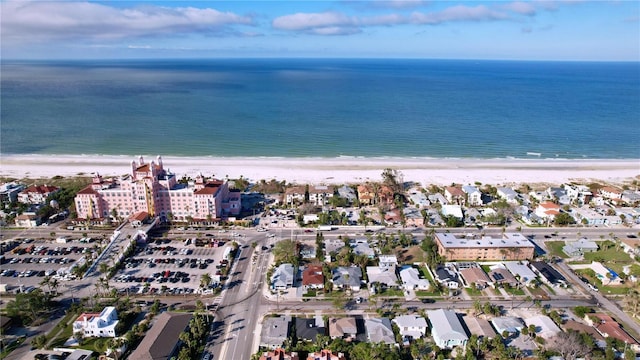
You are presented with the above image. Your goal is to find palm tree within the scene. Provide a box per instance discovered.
[40,276,51,293]
[200,273,212,289]
[50,278,59,295]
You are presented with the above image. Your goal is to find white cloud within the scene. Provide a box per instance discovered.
[273,5,513,35]
[272,11,357,31]
[370,0,430,9]
[502,1,537,16]
[410,5,509,24]
[1,1,254,43]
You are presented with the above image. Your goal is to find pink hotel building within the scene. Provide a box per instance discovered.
[74,156,241,221]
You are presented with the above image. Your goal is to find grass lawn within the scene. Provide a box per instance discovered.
[546,241,568,258]
[396,245,426,263]
[80,337,109,353]
[583,245,634,274]
[600,285,632,295]
[544,285,556,295]
[377,288,405,297]
[465,286,483,297]
[416,289,442,297]
[504,286,526,296]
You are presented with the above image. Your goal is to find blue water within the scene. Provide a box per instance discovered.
[2,59,639,158]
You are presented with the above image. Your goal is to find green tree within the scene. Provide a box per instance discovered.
[272,239,299,266]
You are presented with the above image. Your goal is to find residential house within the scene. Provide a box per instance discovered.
[306,350,346,360]
[384,209,402,225]
[324,239,345,258]
[586,314,639,347]
[530,261,566,287]
[364,318,395,345]
[259,348,299,360]
[547,187,571,205]
[491,317,525,336]
[0,183,24,204]
[441,205,463,219]
[535,201,561,220]
[496,187,519,204]
[300,244,316,260]
[434,233,535,261]
[271,263,295,290]
[14,213,41,228]
[260,316,291,349]
[303,214,319,224]
[18,184,60,205]
[622,190,640,205]
[427,309,468,349]
[408,190,430,208]
[285,185,334,206]
[73,307,119,338]
[350,239,375,259]
[399,266,430,291]
[462,185,483,206]
[357,184,376,206]
[459,267,491,289]
[337,185,357,204]
[378,185,395,207]
[572,207,607,226]
[295,317,325,342]
[331,267,363,292]
[367,266,399,289]
[328,317,358,340]
[600,186,623,200]
[563,320,605,343]
[562,238,599,257]
[462,316,496,339]
[403,207,425,227]
[128,312,192,360]
[570,262,623,286]
[524,315,561,340]
[379,255,398,269]
[428,193,448,205]
[130,211,149,227]
[503,261,538,285]
[392,315,428,340]
[565,184,593,205]
[302,265,324,291]
[445,186,466,205]
[435,265,459,289]
[488,267,518,288]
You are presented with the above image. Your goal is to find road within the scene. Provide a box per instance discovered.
[4,223,639,359]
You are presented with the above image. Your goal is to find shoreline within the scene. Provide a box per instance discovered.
[1,154,638,186]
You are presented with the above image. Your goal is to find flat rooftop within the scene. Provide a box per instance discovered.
[435,233,535,249]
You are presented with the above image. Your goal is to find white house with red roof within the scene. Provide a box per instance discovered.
[18,185,60,205]
[73,306,119,338]
[600,186,623,200]
[535,201,561,219]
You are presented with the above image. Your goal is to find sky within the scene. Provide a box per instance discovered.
[1,0,639,60]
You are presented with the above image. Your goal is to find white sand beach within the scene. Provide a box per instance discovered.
[1,154,638,187]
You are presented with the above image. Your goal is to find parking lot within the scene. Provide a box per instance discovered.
[110,237,233,297]
[0,237,101,292]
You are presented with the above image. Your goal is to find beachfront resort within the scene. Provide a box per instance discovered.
[1,156,640,360]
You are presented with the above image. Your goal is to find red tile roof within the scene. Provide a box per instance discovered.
[303,265,324,286]
[75,312,101,323]
[194,183,221,195]
[130,212,148,222]
[77,186,99,195]
[445,186,465,197]
[23,185,59,194]
[539,201,560,210]
[593,314,638,345]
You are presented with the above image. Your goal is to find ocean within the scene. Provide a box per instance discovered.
[2,59,639,159]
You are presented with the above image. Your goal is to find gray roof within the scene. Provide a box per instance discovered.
[463,316,496,339]
[366,266,399,287]
[332,267,362,288]
[271,263,295,288]
[491,317,524,334]
[295,317,325,342]
[435,232,534,250]
[503,261,537,283]
[365,318,395,344]
[129,312,192,360]
[261,316,291,348]
[427,309,468,342]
